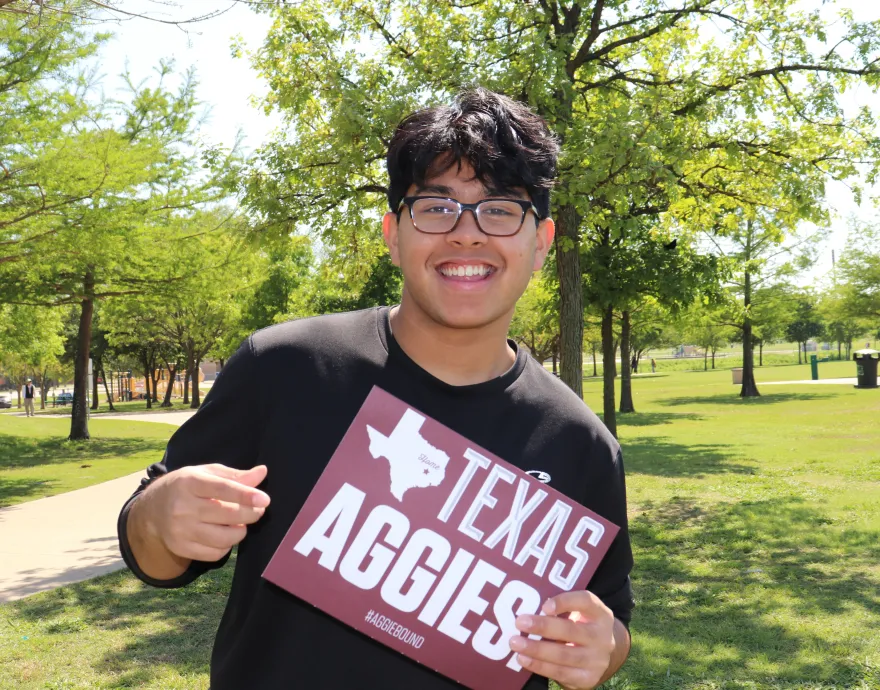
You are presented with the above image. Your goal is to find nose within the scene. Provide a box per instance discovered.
[447,208,487,247]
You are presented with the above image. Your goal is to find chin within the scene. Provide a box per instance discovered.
[431,304,509,330]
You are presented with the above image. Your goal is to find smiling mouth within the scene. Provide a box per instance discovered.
[437,263,496,280]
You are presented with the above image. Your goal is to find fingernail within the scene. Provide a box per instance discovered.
[252,493,270,508]
[509,636,526,651]
[542,599,556,615]
[516,615,533,631]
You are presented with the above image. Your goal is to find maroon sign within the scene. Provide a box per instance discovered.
[263,386,619,690]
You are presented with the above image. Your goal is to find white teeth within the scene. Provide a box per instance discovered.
[440,264,492,277]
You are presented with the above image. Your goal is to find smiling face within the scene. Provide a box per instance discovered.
[383,160,554,331]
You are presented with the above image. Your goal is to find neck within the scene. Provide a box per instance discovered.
[390,298,516,387]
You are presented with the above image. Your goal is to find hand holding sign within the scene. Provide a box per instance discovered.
[144,463,270,563]
[264,388,621,690]
[510,591,617,690]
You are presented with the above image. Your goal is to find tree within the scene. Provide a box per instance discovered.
[0,23,233,439]
[749,283,795,366]
[0,3,105,237]
[102,299,167,409]
[629,301,673,368]
[238,236,312,334]
[680,302,737,371]
[786,292,825,364]
[509,275,559,367]
[242,0,880,427]
[819,287,865,360]
[0,304,64,408]
[1,0,251,24]
[838,221,880,321]
[707,215,822,397]
[582,220,718,431]
[583,320,602,378]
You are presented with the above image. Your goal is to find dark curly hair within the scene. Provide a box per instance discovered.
[386,88,559,219]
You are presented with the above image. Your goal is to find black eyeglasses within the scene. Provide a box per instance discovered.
[397,196,539,237]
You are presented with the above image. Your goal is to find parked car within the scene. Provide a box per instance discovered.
[0,394,11,409]
[55,392,74,405]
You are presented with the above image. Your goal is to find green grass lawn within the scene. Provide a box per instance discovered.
[1,363,878,689]
[7,399,196,417]
[0,415,174,507]
[1,390,205,417]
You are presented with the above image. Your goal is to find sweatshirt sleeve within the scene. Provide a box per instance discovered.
[117,337,263,588]
[586,446,635,629]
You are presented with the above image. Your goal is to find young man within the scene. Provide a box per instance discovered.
[118,89,634,690]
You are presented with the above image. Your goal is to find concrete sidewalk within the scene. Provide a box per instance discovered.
[762,377,859,386]
[0,409,195,603]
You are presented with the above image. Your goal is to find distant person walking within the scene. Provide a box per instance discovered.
[651,358,657,374]
[23,378,36,417]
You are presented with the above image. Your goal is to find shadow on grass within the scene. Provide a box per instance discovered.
[624,497,880,688]
[6,497,880,690]
[0,478,58,510]
[617,412,706,427]
[0,435,167,471]
[659,391,836,407]
[6,556,234,686]
[622,436,756,477]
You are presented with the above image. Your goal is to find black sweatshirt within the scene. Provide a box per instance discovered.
[118,307,634,690]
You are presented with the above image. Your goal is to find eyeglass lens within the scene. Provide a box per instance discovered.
[410,198,525,235]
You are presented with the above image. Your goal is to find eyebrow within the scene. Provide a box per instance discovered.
[414,184,527,199]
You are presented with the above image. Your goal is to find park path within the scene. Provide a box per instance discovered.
[762,377,858,385]
[0,410,195,603]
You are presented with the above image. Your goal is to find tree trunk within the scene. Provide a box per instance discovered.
[90,358,100,410]
[838,341,842,360]
[740,266,760,398]
[183,370,190,404]
[218,358,225,371]
[619,310,635,414]
[555,204,583,398]
[190,358,201,409]
[759,340,764,367]
[592,343,598,377]
[797,342,802,364]
[100,365,115,412]
[611,339,619,378]
[704,348,708,371]
[552,352,557,375]
[711,347,716,369]
[69,272,94,441]
[38,370,49,409]
[151,368,160,402]
[161,363,178,407]
[601,305,617,438]
[183,348,192,405]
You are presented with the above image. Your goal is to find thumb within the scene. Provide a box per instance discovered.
[235,464,268,488]
[203,463,268,488]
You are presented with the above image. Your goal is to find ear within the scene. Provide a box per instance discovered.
[533,217,555,272]
[382,212,401,266]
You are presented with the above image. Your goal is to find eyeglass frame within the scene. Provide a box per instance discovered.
[396,196,541,237]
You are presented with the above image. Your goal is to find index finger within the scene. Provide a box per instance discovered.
[189,473,271,508]
[542,590,608,619]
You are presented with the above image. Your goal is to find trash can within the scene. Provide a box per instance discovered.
[732,367,743,385]
[853,349,879,389]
